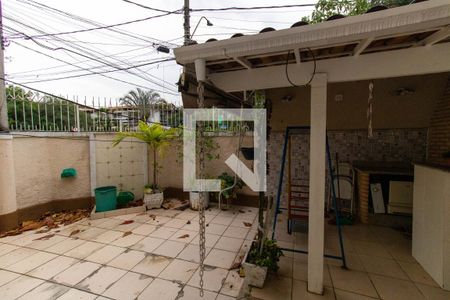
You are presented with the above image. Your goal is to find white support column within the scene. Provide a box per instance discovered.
[89,134,96,197]
[308,73,327,294]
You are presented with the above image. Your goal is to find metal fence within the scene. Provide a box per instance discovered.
[6,85,183,132]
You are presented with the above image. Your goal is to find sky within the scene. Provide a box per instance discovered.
[4,0,316,106]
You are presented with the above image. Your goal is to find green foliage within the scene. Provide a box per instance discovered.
[218,172,244,199]
[247,239,284,272]
[113,121,180,188]
[302,0,410,24]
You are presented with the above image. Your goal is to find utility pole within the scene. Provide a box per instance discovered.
[0,0,8,131]
[183,0,190,45]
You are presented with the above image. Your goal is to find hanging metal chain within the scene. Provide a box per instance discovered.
[196,82,206,297]
[367,82,374,139]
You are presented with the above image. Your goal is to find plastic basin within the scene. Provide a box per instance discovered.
[95,186,117,212]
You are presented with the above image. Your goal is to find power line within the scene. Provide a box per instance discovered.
[120,0,177,14]
[6,21,178,92]
[190,4,316,12]
[10,41,179,95]
[9,1,181,40]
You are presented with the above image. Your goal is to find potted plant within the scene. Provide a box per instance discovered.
[242,239,283,288]
[113,121,179,209]
[218,172,244,201]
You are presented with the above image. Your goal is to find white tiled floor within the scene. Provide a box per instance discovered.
[250,212,450,300]
[0,204,258,299]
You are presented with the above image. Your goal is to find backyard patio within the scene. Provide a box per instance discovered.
[0,204,258,300]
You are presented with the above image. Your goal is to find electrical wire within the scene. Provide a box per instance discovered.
[285,49,316,87]
[10,41,179,95]
[8,10,181,40]
[190,4,316,12]
[120,0,178,14]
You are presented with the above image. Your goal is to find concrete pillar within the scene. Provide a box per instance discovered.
[307,73,327,294]
[0,134,18,231]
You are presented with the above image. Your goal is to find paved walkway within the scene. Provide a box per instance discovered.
[0,204,258,300]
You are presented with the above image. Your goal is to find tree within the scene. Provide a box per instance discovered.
[113,121,179,189]
[119,88,167,121]
[302,0,410,24]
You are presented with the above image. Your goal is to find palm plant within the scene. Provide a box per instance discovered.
[119,88,167,121]
[113,121,179,190]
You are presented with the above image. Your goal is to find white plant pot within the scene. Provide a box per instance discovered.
[144,192,164,209]
[242,242,268,288]
[189,192,209,210]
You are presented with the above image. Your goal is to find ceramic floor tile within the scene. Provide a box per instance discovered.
[102,271,153,300]
[230,218,254,228]
[204,249,237,269]
[175,211,198,221]
[0,247,38,268]
[76,227,108,240]
[56,224,90,237]
[149,226,178,239]
[56,288,97,300]
[182,221,200,232]
[132,254,172,276]
[153,240,187,258]
[216,294,235,300]
[386,245,416,263]
[165,218,189,229]
[138,278,182,300]
[146,215,171,225]
[188,266,229,292]
[292,279,335,299]
[159,258,198,283]
[77,266,126,294]
[370,274,425,300]
[158,210,182,218]
[169,229,197,243]
[5,251,57,273]
[17,282,69,300]
[9,232,54,247]
[178,285,217,300]
[223,226,249,239]
[131,236,165,253]
[250,274,292,300]
[329,265,378,298]
[64,241,104,259]
[0,243,19,257]
[415,283,450,300]
[398,261,439,286]
[211,216,234,226]
[112,213,139,220]
[177,244,211,264]
[110,233,144,248]
[27,255,79,280]
[360,254,408,280]
[132,224,157,235]
[205,223,228,236]
[190,233,220,248]
[26,235,67,250]
[0,269,21,287]
[215,236,244,252]
[45,238,86,254]
[334,289,379,299]
[107,249,146,270]
[1,275,44,300]
[95,218,123,230]
[220,269,245,297]
[53,261,100,286]
[353,241,392,258]
[113,221,141,233]
[85,245,126,264]
[292,261,333,287]
[91,230,123,244]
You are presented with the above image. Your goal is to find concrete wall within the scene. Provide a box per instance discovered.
[268,73,448,131]
[13,135,91,209]
[149,135,257,197]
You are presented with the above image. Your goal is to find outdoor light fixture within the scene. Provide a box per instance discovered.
[190,16,213,40]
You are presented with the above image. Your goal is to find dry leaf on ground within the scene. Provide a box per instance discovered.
[120,220,134,225]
